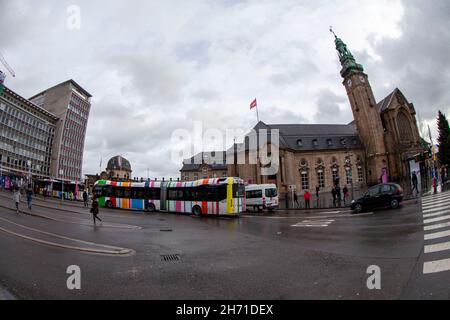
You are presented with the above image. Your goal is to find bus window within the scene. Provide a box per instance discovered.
[217,185,227,201]
[113,187,123,198]
[233,184,245,198]
[246,190,263,199]
[265,188,278,197]
[132,188,145,199]
[93,185,103,197]
[168,188,183,200]
[123,188,132,198]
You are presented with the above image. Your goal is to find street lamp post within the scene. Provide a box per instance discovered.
[59,169,64,201]
[27,160,32,187]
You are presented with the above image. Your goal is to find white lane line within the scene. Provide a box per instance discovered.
[424,241,450,253]
[422,201,450,211]
[424,214,450,224]
[423,258,450,274]
[424,221,450,231]
[423,210,450,218]
[291,224,329,227]
[0,216,133,255]
[424,230,450,241]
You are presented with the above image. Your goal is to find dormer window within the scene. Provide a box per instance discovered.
[327,139,333,147]
[297,139,303,147]
[312,139,319,147]
[340,138,347,146]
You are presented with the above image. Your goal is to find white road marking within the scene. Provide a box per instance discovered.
[424,221,450,231]
[291,224,329,227]
[424,214,450,224]
[423,210,450,218]
[423,258,450,274]
[423,206,450,214]
[424,241,450,253]
[422,201,450,211]
[424,229,450,241]
[421,194,450,205]
[0,216,133,255]
[291,219,334,228]
[421,193,450,274]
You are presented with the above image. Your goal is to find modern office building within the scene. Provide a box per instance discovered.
[30,80,92,182]
[0,86,58,185]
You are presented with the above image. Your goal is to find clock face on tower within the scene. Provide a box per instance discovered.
[347,79,352,88]
[359,75,366,83]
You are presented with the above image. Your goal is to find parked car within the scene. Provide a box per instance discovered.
[245,184,279,212]
[351,183,404,213]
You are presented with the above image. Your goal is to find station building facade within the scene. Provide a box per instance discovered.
[180,34,424,200]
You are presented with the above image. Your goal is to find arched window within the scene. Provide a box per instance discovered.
[397,112,413,142]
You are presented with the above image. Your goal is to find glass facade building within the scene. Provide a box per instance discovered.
[0,87,57,184]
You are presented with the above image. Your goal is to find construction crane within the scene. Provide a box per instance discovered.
[0,52,15,94]
[0,52,15,77]
[0,52,15,83]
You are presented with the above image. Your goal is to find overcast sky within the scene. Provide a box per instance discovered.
[1,0,449,179]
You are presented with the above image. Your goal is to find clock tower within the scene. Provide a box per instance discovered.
[332,30,388,185]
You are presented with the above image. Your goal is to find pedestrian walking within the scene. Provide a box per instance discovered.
[26,184,33,210]
[315,186,320,208]
[335,186,342,207]
[90,197,102,225]
[294,192,300,208]
[331,188,337,208]
[304,190,311,209]
[83,190,89,207]
[13,187,21,214]
[343,185,349,206]
[411,171,419,197]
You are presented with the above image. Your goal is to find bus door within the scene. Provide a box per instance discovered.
[160,182,168,211]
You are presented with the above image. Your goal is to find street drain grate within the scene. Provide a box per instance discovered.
[160,228,173,232]
[161,254,180,262]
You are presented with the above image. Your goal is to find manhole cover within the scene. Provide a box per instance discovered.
[161,254,180,262]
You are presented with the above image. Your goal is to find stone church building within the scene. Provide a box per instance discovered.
[181,34,423,199]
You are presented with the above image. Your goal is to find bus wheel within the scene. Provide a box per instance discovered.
[106,201,113,209]
[192,206,202,216]
[146,203,156,213]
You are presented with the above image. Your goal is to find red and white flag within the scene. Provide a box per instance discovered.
[250,98,257,109]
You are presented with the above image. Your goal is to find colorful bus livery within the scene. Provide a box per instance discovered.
[93,177,245,216]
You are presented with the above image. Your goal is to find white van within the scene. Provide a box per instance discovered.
[245,184,279,212]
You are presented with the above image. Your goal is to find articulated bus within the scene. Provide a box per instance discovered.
[92,177,246,216]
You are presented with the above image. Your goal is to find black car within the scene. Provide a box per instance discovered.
[351,183,404,213]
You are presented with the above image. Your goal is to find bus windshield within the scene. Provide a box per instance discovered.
[265,188,278,197]
[233,183,245,198]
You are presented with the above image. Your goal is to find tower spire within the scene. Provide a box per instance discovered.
[331,29,364,78]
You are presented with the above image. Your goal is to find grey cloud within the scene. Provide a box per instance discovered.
[314,88,352,124]
[365,0,450,119]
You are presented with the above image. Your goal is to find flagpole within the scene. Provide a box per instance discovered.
[256,105,260,123]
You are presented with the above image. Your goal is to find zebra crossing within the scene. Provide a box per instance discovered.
[421,191,450,274]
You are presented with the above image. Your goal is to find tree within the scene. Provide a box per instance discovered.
[437,110,450,166]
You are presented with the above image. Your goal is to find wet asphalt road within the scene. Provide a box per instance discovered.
[0,190,449,300]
